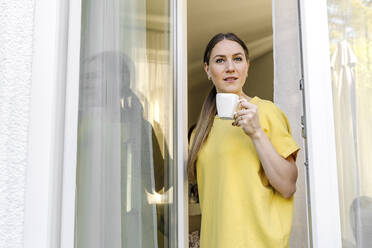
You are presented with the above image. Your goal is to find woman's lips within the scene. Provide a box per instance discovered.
[224,77,238,82]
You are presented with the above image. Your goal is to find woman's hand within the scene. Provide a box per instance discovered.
[232,98,262,138]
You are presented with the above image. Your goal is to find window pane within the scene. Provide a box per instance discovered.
[75,0,175,247]
[327,1,372,247]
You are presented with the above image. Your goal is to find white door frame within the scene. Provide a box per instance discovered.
[175,0,189,247]
[298,0,342,247]
[60,0,83,247]
[24,0,71,247]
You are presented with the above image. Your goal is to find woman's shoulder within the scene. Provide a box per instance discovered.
[253,97,281,113]
[254,97,289,125]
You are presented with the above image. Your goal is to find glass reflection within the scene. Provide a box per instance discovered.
[75,0,175,247]
[327,0,372,247]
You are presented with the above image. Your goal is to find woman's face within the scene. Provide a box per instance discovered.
[204,39,249,94]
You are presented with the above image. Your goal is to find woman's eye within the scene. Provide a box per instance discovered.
[216,58,224,63]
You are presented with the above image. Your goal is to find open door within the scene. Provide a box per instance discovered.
[70,0,188,247]
[187,0,311,247]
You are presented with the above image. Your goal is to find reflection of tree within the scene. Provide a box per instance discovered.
[360,0,372,7]
[327,1,372,187]
[328,0,372,86]
[327,1,372,247]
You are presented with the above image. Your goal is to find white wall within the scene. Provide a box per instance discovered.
[0,1,35,247]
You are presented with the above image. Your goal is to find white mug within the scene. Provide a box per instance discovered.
[216,93,239,119]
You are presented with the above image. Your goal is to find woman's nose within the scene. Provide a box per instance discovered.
[225,59,235,72]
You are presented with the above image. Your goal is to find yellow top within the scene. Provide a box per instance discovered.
[196,96,300,248]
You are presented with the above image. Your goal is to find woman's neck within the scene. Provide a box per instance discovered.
[238,91,252,101]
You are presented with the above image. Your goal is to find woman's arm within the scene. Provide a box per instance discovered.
[233,99,298,199]
[250,129,297,199]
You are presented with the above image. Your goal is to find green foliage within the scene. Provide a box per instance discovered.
[328,0,372,88]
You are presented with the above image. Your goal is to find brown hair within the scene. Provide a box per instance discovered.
[187,33,250,183]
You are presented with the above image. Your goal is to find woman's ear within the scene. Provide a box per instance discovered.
[204,63,211,80]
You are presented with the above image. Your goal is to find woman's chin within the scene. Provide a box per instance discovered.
[219,87,242,95]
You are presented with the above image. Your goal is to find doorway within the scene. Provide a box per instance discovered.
[186,0,310,247]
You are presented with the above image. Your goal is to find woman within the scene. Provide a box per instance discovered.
[188,33,300,248]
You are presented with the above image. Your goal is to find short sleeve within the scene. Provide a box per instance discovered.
[262,102,300,160]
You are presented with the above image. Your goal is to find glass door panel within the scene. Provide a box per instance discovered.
[75,0,176,247]
[327,0,372,247]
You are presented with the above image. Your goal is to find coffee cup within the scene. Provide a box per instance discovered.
[216,93,239,119]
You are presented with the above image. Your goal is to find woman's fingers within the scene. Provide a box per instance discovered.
[232,99,258,127]
[234,109,256,119]
[234,109,248,118]
[238,99,257,110]
[232,113,253,126]
[235,116,248,127]
[232,98,262,136]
